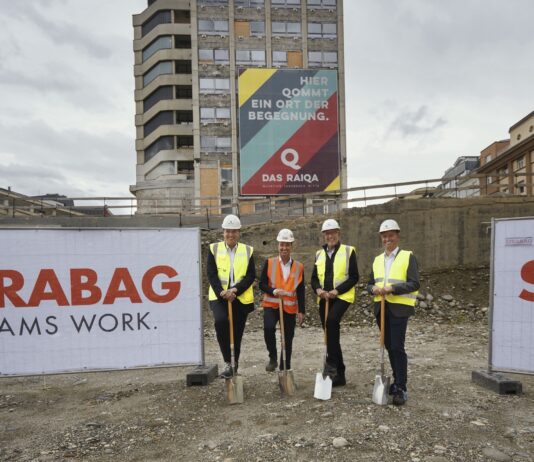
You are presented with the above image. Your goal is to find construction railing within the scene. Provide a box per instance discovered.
[1,173,532,227]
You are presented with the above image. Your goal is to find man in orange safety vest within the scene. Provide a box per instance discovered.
[259,228,305,372]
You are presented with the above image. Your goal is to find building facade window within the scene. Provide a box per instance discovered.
[273,50,288,66]
[485,154,492,164]
[200,107,231,122]
[199,0,229,4]
[176,136,194,148]
[143,61,172,86]
[144,136,174,162]
[250,21,265,36]
[175,60,192,74]
[516,157,525,169]
[236,49,266,65]
[174,35,192,48]
[141,10,171,37]
[198,19,229,35]
[144,111,174,137]
[143,86,174,112]
[272,0,301,7]
[142,36,172,62]
[272,21,301,36]
[175,85,192,99]
[308,51,337,67]
[176,110,193,123]
[235,0,264,6]
[201,136,232,151]
[307,0,336,8]
[199,48,230,64]
[308,22,336,38]
[199,78,231,93]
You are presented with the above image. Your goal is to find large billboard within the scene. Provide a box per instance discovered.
[0,228,202,375]
[238,69,340,195]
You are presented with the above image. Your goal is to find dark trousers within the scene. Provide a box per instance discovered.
[319,298,350,376]
[210,299,250,364]
[263,308,296,369]
[375,308,409,390]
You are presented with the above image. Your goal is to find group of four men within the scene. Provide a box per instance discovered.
[206,215,420,406]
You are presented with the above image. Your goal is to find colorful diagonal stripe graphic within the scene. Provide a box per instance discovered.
[238,69,340,195]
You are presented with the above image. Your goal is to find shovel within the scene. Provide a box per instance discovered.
[225,300,244,404]
[278,298,296,396]
[372,295,390,405]
[314,299,332,400]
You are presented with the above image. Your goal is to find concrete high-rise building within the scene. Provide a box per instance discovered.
[131,0,346,215]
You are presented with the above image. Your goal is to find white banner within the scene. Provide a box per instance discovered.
[0,228,202,375]
[491,217,534,374]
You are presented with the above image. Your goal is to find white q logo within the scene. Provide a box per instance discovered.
[280,148,301,171]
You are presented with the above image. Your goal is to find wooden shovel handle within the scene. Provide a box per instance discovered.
[380,295,385,347]
[324,299,329,346]
[228,300,234,347]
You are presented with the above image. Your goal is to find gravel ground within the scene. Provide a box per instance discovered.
[1,267,533,462]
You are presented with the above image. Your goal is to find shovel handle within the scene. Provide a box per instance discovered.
[324,299,329,347]
[227,300,235,369]
[279,298,286,372]
[380,296,385,347]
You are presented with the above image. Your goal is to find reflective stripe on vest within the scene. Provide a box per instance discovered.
[208,241,254,304]
[262,257,303,314]
[315,244,356,304]
[372,249,418,306]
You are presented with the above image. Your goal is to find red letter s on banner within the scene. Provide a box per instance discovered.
[519,260,534,302]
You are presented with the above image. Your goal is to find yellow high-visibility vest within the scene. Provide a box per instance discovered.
[372,250,418,306]
[208,241,254,304]
[315,244,356,304]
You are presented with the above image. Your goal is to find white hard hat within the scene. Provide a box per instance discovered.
[222,214,241,230]
[276,228,295,242]
[379,219,400,233]
[321,218,340,232]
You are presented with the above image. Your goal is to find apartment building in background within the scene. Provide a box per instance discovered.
[131,0,346,215]
[477,111,534,196]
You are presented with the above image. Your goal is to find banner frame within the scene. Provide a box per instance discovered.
[488,216,534,376]
[0,226,205,377]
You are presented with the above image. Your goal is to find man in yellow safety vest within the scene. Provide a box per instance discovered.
[259,228,305,372]
[311,218,359,387]
[367,219,420,405]
[206,214,256,379]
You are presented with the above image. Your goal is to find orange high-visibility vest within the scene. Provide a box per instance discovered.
[262,257,303,314]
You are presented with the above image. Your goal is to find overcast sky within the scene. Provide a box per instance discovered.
[0,0,532,198]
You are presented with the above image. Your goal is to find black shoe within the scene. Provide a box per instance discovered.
[220,362,233,379]
[332,374,346,387]
[322,364,337,380]
[388,383,398,395]
[392,389,407,406]
[265,358,277,372]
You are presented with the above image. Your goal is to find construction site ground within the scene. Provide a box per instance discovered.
[1,266,533,462]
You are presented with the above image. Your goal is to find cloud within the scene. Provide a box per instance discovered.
[0,120,135,197]
[388,106,447,137]
[0,1,112,59]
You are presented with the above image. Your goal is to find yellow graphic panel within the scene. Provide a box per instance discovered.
[324,176,340,192]
[238,69,277,107]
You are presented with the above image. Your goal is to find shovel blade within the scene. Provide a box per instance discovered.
[313,373,332,400]
[225,375,244,404]
[278,370,296,396]
[372,374,390,406]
